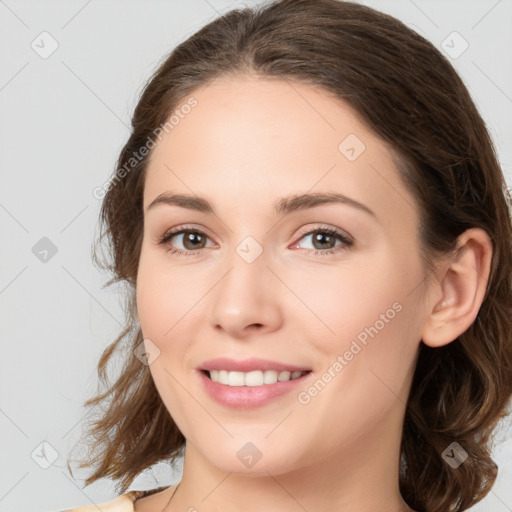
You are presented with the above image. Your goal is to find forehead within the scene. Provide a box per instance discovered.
[143,76,417,226]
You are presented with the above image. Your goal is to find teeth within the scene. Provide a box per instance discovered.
[208,369,306,386]
[278,371,291,381]
[263,370,278,384]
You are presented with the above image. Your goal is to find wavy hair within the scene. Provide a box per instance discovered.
[67,1,512,510]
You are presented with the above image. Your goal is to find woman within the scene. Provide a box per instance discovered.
[63,0,512,511]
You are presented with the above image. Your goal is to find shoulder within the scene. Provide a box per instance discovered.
[60,485,172,512]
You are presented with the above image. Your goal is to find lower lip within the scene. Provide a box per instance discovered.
[198,370,312,409]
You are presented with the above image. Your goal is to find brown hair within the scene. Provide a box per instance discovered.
[68,1,512,510]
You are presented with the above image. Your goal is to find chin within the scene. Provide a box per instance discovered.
[194,436,305,477]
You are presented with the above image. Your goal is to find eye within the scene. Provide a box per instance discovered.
[158,225,215,256]
[291,225,353,255]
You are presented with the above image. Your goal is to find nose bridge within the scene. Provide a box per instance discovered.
[208,235,282,335]
[218,235,270,306]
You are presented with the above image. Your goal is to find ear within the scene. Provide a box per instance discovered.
[421,228,493,348]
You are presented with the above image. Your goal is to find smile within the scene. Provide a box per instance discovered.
[198,358,313,409]
[206,369,309,386]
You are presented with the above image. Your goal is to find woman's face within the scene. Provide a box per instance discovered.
[136,75,429,476]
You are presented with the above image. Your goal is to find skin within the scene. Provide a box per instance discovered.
[134,75,492,512]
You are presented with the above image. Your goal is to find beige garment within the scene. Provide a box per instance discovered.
[60,485,171,511]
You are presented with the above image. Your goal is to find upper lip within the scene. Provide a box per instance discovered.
[199,357,312,373]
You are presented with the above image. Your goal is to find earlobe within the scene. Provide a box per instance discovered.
[421,228,493,348]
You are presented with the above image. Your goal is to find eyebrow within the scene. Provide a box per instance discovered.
[146,191,376,218]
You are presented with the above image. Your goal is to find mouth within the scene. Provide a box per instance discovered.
[197,358,313,409]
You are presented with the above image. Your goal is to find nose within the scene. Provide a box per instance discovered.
[208,245,283,339]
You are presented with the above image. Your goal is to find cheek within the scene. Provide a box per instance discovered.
[136,256,200,435]
[136,274,172,340]
[291,251,419,348]
[295,251,422,404]
[136,250,203,341]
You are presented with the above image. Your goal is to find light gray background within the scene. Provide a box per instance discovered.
[1,1,511,511]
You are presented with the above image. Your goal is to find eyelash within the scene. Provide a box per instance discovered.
[157,224,353,257]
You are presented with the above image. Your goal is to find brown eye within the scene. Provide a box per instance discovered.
[158,228,214,255]
[293,227,353,255]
